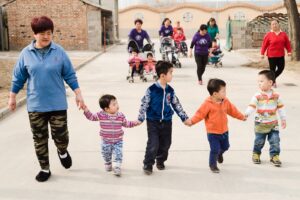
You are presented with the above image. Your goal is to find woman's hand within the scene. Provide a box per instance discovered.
[189,50,193,58]
[74,88,85,110]
[287,52,292,57]
[8,92,17,111]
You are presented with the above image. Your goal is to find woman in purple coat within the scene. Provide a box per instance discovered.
[128,18,152,51]
[189,24,212,85]
[159,18,173,38]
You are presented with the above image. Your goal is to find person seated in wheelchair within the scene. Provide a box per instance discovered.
[128,48,144,79]
[173,28,188,54]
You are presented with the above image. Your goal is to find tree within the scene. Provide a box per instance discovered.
[284,0,300,61]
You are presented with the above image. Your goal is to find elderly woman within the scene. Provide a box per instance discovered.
[261,20,292,87]
[8,16,85,182]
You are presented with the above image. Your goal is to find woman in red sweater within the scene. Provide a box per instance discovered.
[261,20,292,86]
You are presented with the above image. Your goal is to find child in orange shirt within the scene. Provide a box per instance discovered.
[186,78,246,173]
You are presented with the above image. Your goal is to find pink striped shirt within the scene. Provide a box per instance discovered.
[84,110,138,143]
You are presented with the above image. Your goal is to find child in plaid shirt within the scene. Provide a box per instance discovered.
[245,70,286,167]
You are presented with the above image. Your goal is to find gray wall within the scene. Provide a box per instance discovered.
[87,8,102,51]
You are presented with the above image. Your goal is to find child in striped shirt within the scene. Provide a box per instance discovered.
[83,94,140,176]
[245,70,286,167]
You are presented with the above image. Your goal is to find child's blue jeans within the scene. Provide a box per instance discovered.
[101,140,123,167]
[253,129,280,157]
[207,132,230,167]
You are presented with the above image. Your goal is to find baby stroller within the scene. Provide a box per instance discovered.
[160,37,181,68]
[127,40,145,83]
[142,43,155,58]
[126,40,156,83]
[208,53,223,68]
[174,41,188,57]
[208,39,224,68]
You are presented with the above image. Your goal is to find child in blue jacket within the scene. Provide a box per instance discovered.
[138,61,189,175]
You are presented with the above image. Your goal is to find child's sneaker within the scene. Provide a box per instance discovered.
[217,153,223,164]
[270,155,281,167]
[252,153,261,164]
[143,165,153,175]
[209,165,220,173]
[113,167,122,176]
[156,162,165,170]
[104,163,112,172]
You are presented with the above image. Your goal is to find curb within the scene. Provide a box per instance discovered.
[0,45,116,121]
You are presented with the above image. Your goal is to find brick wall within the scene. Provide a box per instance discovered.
[5,0,89,50]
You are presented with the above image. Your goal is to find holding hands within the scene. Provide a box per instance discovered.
[184,119,193,127]
[281,120,286,129]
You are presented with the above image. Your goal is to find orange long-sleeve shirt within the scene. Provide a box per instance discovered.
[191,97,245,134]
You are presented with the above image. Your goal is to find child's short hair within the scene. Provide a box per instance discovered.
[212,39,217,43]
[99,94,116,110]
[207,78,226,96]
[147,53,153,58]
[155,61,173,78]
[258,70,275,83]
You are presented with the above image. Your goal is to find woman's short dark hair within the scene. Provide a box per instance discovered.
[162,18,171,26]
[258,70,275,83]
[99,94,116,110]
[134,18,143,25]
[199,24,208,31]
[155,61,173,77]
[31,16,54,34]
[207,78,226,96]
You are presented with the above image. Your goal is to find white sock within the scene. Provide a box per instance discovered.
[59,153,67,159]
[41,169,50,173]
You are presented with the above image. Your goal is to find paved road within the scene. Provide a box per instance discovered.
[0,42,299,200]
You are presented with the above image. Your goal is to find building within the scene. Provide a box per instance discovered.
[118,1,300,39]
[0,0,119,51]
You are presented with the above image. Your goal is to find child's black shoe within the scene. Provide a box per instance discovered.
[217,153,223,163]
[143,165,153,175]
[210,165,220,173]
[156,162,165,170]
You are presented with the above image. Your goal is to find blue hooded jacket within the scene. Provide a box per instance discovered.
[138,82,188,122]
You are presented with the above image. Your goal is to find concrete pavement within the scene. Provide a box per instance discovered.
[0,41,300,200]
